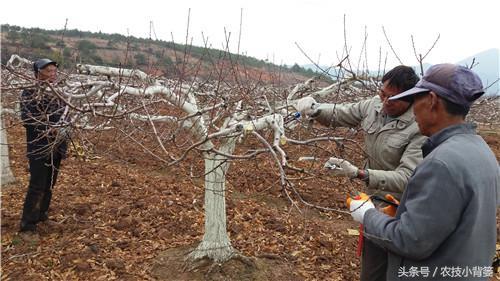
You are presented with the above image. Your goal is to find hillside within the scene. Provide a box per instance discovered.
[0,24,326,85]
[457,48,500,96]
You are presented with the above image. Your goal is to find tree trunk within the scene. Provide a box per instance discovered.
[188,137,237,263]
[1,111,15,186]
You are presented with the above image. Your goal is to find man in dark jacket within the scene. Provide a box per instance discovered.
[19,59,68,235]
[347,64,499,280]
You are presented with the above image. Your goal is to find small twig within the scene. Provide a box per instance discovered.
[8,251,41,260]
[421,33,440,61]
[382,26,403,65]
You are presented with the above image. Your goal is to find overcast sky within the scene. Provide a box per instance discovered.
[3,0,499,69]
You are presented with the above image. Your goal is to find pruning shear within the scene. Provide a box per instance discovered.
[324,162,342,171]
[348,192,399,257]
[349,192,367,257]
[370,195,399,207]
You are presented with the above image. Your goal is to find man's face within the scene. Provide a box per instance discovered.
[378,81,411,117]
[412,92,433,136]
[37,64,57,83]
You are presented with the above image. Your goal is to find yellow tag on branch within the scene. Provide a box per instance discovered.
[73,142,85,157]
[243,123,254,134]
[280,135,287,145]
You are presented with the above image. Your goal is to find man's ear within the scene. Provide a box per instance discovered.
[428,91,439,110]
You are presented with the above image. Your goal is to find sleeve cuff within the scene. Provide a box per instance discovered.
[366,169,386,189]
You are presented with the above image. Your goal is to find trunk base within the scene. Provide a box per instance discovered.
[151,244,293,281]
[186,241,236,264]
[184,245,256,274]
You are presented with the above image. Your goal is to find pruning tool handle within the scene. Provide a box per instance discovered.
[370,195,399,207]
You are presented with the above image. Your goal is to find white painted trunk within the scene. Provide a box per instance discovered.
[0,112,15,186]
[188,138,237,263]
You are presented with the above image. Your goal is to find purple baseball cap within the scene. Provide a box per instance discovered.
[389,63,484,109]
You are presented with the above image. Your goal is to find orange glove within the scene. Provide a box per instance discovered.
[346,192,373,256]
[346,192,374,223]
[346,192,370,209]
[380,194,400,217]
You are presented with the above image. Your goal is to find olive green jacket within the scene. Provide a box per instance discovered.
[316,96,427,198]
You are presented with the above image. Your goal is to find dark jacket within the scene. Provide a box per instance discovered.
[363,123,499,280]
[20,87,67,159]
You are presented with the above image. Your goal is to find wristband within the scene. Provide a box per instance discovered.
[357,169,369,182]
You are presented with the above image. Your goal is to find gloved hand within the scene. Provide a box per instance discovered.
[53,126,72,143]
[296,96,318,116]
[380,194,400,217]
[346,192,375,223]
[324,157,359,178]
[58,126,72,139]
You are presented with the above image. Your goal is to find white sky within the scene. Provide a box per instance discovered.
[3,0,499,69]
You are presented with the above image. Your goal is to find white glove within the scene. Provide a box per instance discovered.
[296,97,318,116]
[53,126,71,143]
[349,197,375,223]
[324,157,359,178]
[58,127,72,139]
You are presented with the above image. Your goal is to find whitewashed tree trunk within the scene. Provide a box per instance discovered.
[188,137,237,263]
[1,111,15,186]
[5,56,289,264]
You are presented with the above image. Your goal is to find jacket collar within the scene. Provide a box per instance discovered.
[394,104,416,124]
[421,123,477,157]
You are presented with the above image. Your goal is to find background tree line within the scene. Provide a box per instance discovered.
[1,24,328,81]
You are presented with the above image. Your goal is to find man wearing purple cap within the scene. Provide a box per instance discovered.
[347,64,499,280]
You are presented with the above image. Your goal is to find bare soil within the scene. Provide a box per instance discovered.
[150,245,303,281]
[2,120,499,281]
